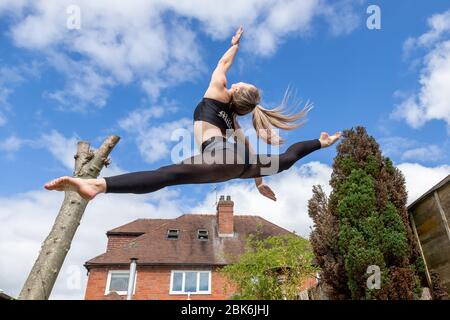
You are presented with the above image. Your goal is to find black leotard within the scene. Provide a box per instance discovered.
[193,97,235,134]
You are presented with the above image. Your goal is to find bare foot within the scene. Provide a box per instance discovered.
[319,131,342,148]
[44,176,106,201]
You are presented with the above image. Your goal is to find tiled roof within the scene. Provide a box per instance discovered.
[85,214,294,268]
[106,219,168,235]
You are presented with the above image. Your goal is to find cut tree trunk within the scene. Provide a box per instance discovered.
[18,135,120,300]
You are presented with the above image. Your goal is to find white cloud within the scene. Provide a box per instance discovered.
[135,118,193,163]
[244,0,319,56]
[0,130,125,175]
[118,105,174,132]
[0,0,28,16]
[43,53,115,110]
[0,0,361,109]
[379,136,446,163]
[404,9,450,52]
[119,105,194,164]
[401,145,444,162]
[379,136,416,156]
[0,135,27,158]
[0,66,24,84]
[393,10,450,131]
[3,1,205,109]
[39,130,125,177]
[397,162,450,205]
[318,0,362,36]
[40,130,79,170]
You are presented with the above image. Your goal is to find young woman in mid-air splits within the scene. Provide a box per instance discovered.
[45,26,341,202]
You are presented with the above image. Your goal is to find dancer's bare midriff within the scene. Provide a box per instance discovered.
[194,120,227,150]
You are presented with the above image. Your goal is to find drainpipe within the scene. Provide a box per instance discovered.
[127,258,138,300]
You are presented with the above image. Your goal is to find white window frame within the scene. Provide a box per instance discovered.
[169,270,212,295]
[105,270,138,296]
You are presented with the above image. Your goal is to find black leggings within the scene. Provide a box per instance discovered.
[104,139,321,194]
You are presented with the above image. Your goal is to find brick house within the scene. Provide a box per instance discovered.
[84,195,314,300]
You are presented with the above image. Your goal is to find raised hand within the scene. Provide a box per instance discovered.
[231,26,244,46]
[319,131,342,148]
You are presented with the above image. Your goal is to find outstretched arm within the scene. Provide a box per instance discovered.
[204,26,244,98]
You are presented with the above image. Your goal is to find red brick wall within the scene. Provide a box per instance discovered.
[106,235,136,251]
[84,265,237,300]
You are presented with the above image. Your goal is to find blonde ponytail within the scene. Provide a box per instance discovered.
[252,92,313,145]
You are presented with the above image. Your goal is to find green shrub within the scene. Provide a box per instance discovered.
[308,126,424,299]
[220,234,317,300]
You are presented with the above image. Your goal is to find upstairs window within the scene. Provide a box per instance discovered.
[170,271,211,294]
[197,229,209,240]
[105,270,136,296]
[167,229,179,240]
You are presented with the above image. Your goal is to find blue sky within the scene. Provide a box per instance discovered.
[0,0,449,299]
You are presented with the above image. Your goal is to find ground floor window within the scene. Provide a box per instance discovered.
[170,270,211,294]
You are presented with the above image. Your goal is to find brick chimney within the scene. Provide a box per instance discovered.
[217,195,234,237]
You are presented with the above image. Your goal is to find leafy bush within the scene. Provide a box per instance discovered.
[221,233,317,300]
